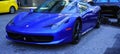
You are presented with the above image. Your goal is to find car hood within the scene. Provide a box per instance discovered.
[13,13,69,28]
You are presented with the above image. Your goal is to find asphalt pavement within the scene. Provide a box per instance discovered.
[0,11,120,54]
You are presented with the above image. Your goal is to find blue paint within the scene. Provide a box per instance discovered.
[6,1,101,45]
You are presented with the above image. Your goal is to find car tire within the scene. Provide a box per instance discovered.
[117,10,120,24]
[71,20,82,44]
[95,19,100,28]
[101,17,109,24]
[9,6,16,14]
[95,13,100,28]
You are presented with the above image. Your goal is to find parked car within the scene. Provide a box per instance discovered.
[93,0,120,24]
[0,0,18,14]
[6,0,101,45]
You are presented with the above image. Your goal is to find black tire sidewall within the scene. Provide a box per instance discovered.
[72,20,81,44]
[117,10,120,24]
[95,12,100,28]
[101,17,109,24]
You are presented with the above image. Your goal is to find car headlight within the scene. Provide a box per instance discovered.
[51,17,70,29]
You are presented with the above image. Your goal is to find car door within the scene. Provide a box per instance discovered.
[0,0,10,13]
[77,3,94,32]
[88,6,99,27]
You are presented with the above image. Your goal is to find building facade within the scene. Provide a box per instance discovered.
[17,0,83,7]
[17,0,45,7]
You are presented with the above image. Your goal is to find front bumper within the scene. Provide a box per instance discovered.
[6,29,71,45]
[6,22,73,45]
[6,35,66,45]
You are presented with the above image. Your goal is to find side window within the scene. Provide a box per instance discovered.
[96,0,108,2]
[78,4,88,13]
[110,0,119,2]
[81,5,88,11]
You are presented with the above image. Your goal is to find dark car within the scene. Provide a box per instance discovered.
[92,0,120,24]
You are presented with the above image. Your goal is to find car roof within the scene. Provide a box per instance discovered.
[94,0,120,2]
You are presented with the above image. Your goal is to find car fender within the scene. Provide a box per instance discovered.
[68,16,82,28]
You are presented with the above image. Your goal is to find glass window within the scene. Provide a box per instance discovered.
[110,0,119,2]
[78,3,88,13]
[34,0,70,13]
[96,0,108,2]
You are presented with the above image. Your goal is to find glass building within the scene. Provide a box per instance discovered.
[17,0,45,7]
[17,0,75,7]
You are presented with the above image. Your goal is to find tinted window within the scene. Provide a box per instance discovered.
[34,0,70,13]
[96,0,108,2]
[110,0,119,2]
[78,3,88,13]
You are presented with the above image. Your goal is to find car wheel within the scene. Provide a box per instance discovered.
[9,6,16,14]
[71,20,82,44]
[101,17,109,24]
[117,10,120,24]
[95,19,100,28]
[95,14,100,28]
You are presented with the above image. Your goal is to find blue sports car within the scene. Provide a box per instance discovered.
[6,0,101,45]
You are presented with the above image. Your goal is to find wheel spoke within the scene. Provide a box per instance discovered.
[77,23,80,30]
[75,23,80,31]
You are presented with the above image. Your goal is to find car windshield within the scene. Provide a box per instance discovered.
[34,0,70,13]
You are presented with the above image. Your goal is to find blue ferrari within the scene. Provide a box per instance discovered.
[6,0,101,45]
